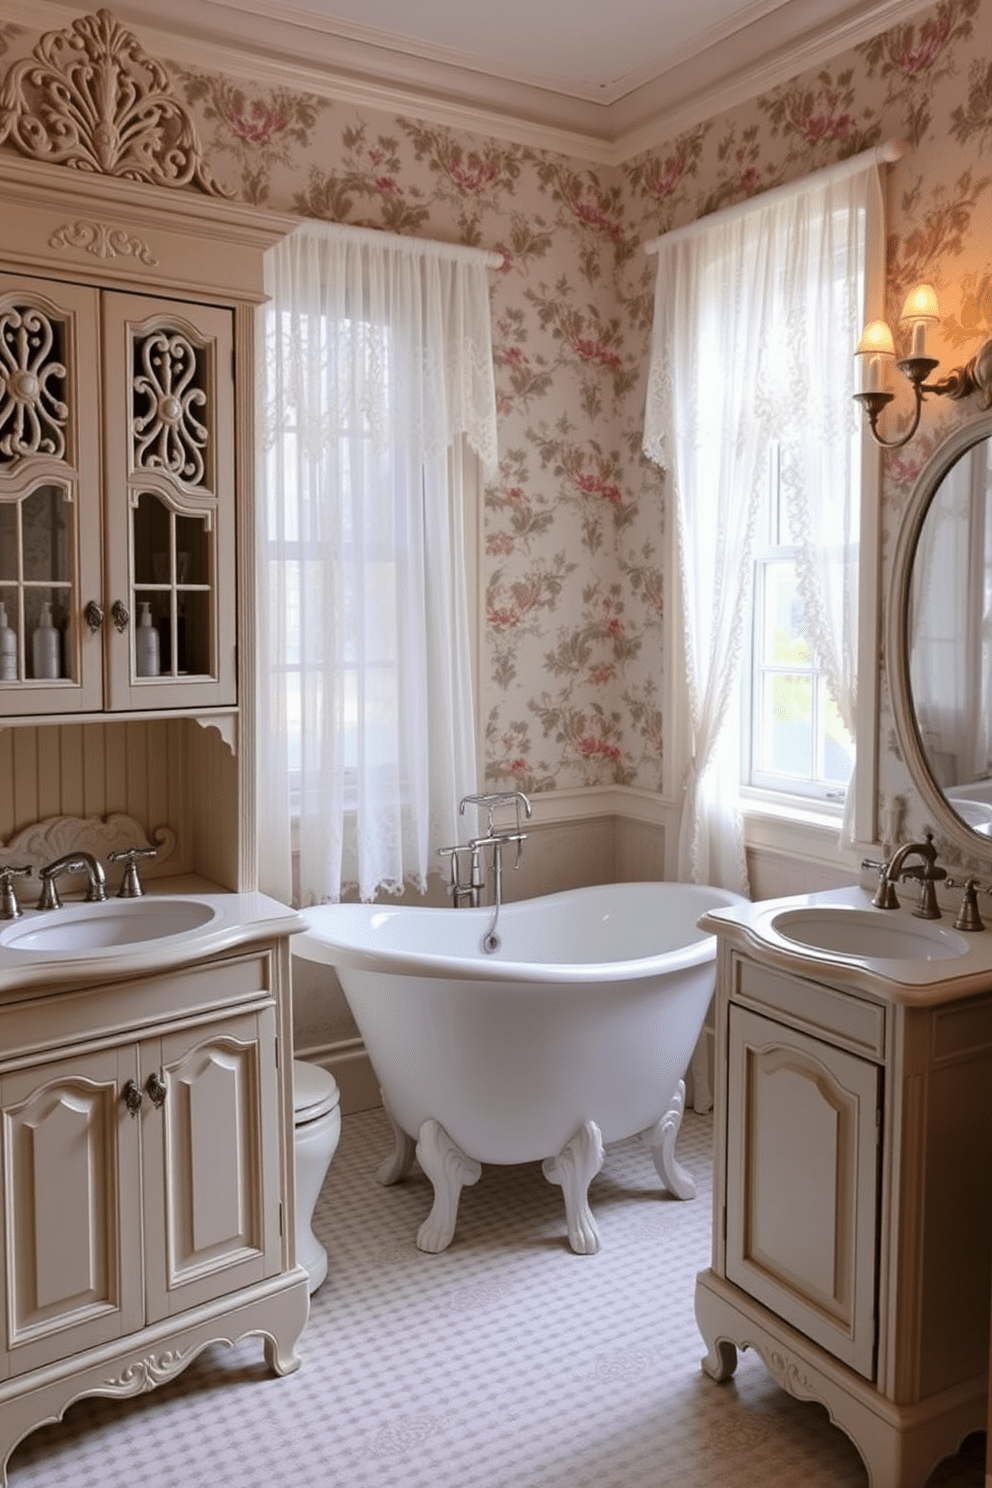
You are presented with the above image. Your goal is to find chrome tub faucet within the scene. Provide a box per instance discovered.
[440,791,533,950]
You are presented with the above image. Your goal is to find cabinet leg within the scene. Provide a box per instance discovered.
[263,1328,305,1377]
[414,1118,481,1253]
[542,1119,605,1254]
[694,1270,739,1381]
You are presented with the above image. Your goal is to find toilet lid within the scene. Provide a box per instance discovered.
[293,1060,340,1121]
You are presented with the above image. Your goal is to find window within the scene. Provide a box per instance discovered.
[744,442,856,808]
[256,220,498,906]
[643,146,887,885]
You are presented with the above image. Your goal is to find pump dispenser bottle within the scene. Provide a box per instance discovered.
[136,602,160,677]
[32,602,59,679]
[0,603,16,681]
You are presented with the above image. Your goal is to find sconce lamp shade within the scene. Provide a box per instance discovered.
[899,283,940,358]
[856,320,896,357]
[899,283,940,325]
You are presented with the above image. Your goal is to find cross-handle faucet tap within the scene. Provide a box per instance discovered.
[37,852,108,911]
[868,831,945,918]
[0,864,31,920]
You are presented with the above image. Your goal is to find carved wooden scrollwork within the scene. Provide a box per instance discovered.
[0,301,68,460]
[133,327,209,485]
[0,9,233,198]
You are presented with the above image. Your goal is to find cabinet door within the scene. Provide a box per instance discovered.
[0,1045,143,1377]
[0,272,103,714]
[101,292,236,711]
[725,1005,881,1378]
[140,1007,281,1321]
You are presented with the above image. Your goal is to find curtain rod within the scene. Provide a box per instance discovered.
[288,215,503,270]
[643,138,905,256]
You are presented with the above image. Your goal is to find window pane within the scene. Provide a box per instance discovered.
[761,561,811,666]
[755,672,813,779]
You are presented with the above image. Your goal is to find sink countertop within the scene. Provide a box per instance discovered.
[699,883,992,1005]
[0,874,307,993]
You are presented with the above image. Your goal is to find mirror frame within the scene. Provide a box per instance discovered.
[888,409,992,858]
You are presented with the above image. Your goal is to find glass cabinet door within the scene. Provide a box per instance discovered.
[103,293,236,710]
[0,277,102,715]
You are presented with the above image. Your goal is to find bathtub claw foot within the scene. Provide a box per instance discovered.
[542,1120,604,1254]
[642,1078,696,1200]
[376,1103,418,1186]
[414,1119,481,1253]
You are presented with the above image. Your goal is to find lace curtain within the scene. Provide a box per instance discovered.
[643,149,887,890]
[256,220,499,904]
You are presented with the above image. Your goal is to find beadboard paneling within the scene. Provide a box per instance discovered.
[0,720,193,875]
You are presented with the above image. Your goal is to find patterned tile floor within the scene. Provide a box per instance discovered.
[7,1108,987,1487]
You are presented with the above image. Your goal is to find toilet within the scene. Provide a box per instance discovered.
[292,1060,342,1293]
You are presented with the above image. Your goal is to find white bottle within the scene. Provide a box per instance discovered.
[136,602,160,677]
[31,602,59,679]
[0,602,17,681]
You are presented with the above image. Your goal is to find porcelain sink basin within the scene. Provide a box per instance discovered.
[0,898,218,954]
[767,906,970,961]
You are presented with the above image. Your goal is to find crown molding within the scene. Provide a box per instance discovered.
[2,0,937,166]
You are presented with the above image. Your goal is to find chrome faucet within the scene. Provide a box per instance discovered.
[864,831,945,918]
[439,791,533,950]
[37,852,108,911]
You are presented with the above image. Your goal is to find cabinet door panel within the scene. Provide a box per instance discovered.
[102,291,236,711]
[142,1008,280,1320]
[726,1005,880,1378]
[0,272,103,714]
[0,1046,142,1376]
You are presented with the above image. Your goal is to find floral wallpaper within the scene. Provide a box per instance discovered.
[1,0,990,843]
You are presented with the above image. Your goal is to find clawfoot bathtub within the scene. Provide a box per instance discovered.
[296,881,745,1254]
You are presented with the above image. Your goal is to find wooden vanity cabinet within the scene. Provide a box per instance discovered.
[0,938,308,1484]
[697,937,992,1488]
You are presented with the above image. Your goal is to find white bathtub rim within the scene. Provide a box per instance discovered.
[294,880,747,985]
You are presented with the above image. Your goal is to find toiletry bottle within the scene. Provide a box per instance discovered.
[136,602,160,677]
[31,601,59,679]
[0,602,17,681]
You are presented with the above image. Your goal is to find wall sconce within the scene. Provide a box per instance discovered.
[854,283,992,448]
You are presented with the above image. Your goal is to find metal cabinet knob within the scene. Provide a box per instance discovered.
[145,1071,167,1108]
[84,600,104,632]
[122,1079,143,1116]
[111,600,130,633]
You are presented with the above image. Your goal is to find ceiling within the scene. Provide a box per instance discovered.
[17,0,935,158]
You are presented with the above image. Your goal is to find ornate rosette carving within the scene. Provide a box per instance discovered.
[0,9,233,197]
[0,302,68,460]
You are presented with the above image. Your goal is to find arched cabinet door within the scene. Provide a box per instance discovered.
[725,1004,881,1380]
[0,273,103,715]
[140,1005,281,1321]
[101,292,236,712]
[0,1046,143,1376]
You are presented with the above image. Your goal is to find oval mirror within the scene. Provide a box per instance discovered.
[888,411,992,858]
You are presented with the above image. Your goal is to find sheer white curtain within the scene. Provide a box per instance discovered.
[257,220,499,905]
[643,149,886,890]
